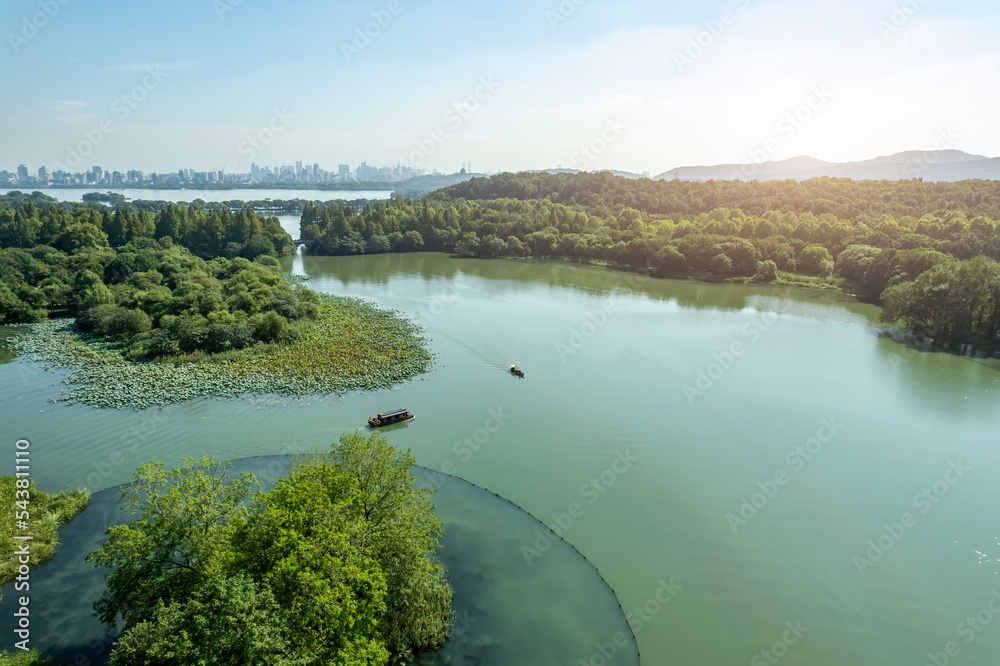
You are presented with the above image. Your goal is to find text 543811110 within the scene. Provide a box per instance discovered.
[13,439,32,651]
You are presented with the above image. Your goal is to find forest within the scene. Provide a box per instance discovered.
[295,173,1000,350]
[6,174,1000,350]
[0,199,300,345]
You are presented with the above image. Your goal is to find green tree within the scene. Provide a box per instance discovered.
[798,244,834,275]
[107,575,300,666]
[325,431,452,657]
[881,256,1000,348]
[87,458,259,631]
[752,260,778,283]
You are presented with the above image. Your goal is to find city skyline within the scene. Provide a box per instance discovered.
[0,159,456,187]
[2,0,998,175]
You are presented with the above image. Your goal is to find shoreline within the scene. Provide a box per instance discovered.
[7,295,432,410]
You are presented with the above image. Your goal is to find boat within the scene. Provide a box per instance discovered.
[509,364,525,378]
[367,408,414,427]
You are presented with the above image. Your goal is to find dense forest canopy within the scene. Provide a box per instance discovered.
[5,174,1000,350]
[89,432,452,665]
[297,173,1000,350]
[436,171,1000,220]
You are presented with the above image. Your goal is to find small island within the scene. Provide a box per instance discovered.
[1,200,430,409]
[88,431,452,665]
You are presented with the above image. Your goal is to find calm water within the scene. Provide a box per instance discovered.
[4,252,1000,665]
[0,457,636,666]
[4,188,394,203]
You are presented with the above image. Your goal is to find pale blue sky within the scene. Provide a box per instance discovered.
[1,0,997,174]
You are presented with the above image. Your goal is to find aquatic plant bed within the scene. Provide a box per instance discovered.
[10,295,431,410]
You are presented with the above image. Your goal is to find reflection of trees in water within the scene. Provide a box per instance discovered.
[290,251,875,316]
[873,335,1000,416]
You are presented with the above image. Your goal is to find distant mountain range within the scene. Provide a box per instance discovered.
[651,150,1000,182]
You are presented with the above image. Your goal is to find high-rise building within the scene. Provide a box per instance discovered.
[16,164,29,180]
[338,164,350,181]
[37,166,47,182]
[295,160,303,176]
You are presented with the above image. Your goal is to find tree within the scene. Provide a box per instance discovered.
[881,256,1000,348]
[708,252,733,276]
[339,231,368,255]
[752,260,778,283]
[72,270,113,310]
[324,431,452,657]
[251,311,290,343]
[798,244,834,274]
[107,575,300,666]
[241,234,277,260]
[55,222,110,253]
[233,460,390,665]
[87,458,259,630]
[398,230,425,252]
[104,308,152,339]
[455,232,480,257]
[835,244,880,283]
[368,234,392,253]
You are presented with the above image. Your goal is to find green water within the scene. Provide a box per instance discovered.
[0,457,636,665]
[4,251,1000,665]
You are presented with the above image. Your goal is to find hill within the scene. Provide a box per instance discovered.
[653,150,1000,182]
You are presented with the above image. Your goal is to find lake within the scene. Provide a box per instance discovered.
[2,188,395,203]
[3,252,1000,665]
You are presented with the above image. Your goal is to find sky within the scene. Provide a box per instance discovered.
[1,0,997,176]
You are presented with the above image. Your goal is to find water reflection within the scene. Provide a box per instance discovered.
[0,456,638,666]
[282,251,882,319]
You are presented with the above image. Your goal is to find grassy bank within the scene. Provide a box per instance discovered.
[10,294,431,410]
[0,477,89,584]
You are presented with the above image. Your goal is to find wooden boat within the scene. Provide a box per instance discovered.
[509,364,525,378]
[368,408,414,428]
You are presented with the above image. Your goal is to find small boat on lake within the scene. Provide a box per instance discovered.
[368,408,414,428]
[510,364,525,378]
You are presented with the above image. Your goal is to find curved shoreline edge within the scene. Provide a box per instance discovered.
[411,463,642,666]
[23,455,641,665]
